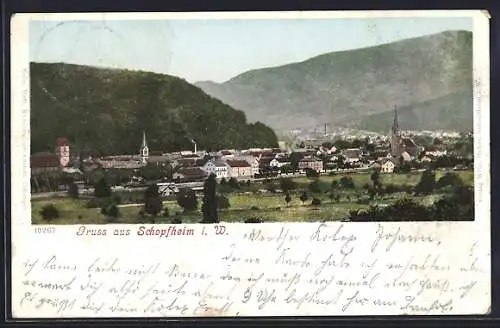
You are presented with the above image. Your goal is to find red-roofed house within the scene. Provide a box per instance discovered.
[226,160,252,179]
[31,155,60,174]
[173,167,208,183]
[298,158,323,172]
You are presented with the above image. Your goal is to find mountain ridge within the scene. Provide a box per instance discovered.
[195,30,473,132]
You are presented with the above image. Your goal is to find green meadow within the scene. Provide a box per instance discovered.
[31,170,474,225]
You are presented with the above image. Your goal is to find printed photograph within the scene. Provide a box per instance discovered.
[29,16,474,225]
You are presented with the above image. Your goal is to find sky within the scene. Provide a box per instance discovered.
[29,17,472,83]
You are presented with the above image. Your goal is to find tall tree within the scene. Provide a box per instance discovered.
[144,184,163,217]
[176,188,198,212]
[279,178,297,193]
[289,152,302,171]
[202,174,219,223]
[415,169,436,194]
[68,182,79,198]
[370,169,381,190]
[94,177,111,198]
[299,191,309,205]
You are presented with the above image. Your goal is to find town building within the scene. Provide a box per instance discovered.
[30,153,61,175]
[56,137,70,167]
[202,159,228,179]
[97,157,144,170]
[147,154,171,167]
[298,157,324,172]
[239,155,260,176]
[173,167,208,183]
[269,157,291,168]
[342,148,362,164]
[380,158,396,173]
[226,159,253,179]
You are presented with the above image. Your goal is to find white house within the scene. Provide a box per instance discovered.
[269,158,290,168]
[202,159,228,179]
[380,158,396,173]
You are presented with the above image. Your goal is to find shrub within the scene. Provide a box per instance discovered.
[251,206,260,211]
[40,204,59,221]
[279,178,297,192]
[176,188,198,212]
[305,168,319,178]
[311,198,321,206]
[228,177,239,189]
[94,177,112,198]
[339,176,355,189]
[436,172,464,189]
[107,204,119,219]
[308,180,324,194]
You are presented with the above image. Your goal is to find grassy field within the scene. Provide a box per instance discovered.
[32,170,474,224]
[292,169,474,187]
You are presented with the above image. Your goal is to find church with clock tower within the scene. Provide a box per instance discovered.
[389,107,421,163]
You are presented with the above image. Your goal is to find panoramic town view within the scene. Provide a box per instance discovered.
[29,17,474,224]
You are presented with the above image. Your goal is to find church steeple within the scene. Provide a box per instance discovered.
[140,130,149,164]
[392,106,399,134]
[390,106,401,159]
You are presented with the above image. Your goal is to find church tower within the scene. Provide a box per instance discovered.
[390,107,401,158]
[140,131,149,164]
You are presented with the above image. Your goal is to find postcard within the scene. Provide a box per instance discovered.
[10,10,490,318]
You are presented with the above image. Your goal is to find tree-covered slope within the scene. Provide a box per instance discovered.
[30,62,278,155]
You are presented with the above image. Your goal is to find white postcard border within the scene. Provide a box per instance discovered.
[10,11,491,318]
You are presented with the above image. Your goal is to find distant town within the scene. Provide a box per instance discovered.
[30,108,474,224]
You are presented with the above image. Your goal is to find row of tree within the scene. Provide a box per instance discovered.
[347,185,474,221]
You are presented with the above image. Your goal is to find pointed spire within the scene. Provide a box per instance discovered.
[141,130,148,149]
[392,106,399,133]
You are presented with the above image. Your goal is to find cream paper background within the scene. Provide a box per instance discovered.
[10,11,491,318]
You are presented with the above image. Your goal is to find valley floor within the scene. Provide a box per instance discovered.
[31,170,474,225]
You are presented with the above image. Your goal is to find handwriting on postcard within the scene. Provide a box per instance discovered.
[14,223,487,317]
